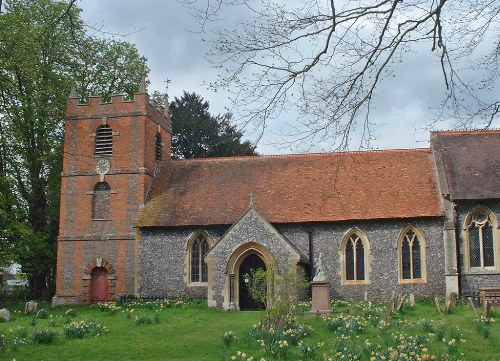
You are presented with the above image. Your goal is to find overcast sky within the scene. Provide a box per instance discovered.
[78,0,499,155]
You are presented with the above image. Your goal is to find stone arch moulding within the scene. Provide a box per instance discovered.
[338,227,372,285]
[461,204,499,272]
[82,258,116,303]
[225,242,273,311]
[184,230,215,286]
[226,242,274,275]
[395,224,428,284]
[84,257,115,275]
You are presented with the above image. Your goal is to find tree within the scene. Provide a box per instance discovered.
[181,0,499,149]
[166,91,257,158]
[0,0,146,298]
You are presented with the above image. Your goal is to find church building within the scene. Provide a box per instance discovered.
[52,89,500,309]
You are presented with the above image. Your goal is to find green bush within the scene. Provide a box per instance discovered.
[32,329,57,345]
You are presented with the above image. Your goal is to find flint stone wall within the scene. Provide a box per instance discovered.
[139,215,445,303]
[456,200,500,295]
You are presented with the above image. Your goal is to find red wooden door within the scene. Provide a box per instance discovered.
[91,267,108,302]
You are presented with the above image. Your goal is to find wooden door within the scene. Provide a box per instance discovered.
[90,267,108,303]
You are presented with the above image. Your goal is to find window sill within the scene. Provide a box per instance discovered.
[92,218,111,221]
[342,281,369,286]
[400,279,426,285]
[464,268,499,275]
[187,282,208,287]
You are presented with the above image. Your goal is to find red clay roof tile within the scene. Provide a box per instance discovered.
[137,148,443,227]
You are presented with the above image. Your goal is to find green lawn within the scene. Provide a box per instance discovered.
[0,299,498,360]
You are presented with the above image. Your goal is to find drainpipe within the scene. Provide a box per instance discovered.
[308,225,314,281]
[453,202,462,296]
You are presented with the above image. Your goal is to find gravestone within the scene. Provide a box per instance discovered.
[0,308,10,321]
[25,301,37,315]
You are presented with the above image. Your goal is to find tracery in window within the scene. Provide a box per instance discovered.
[189,233,211,283]
[95,125,113,156]
[398,226,426,283]
[466,207,497,269]
[92,182,111,219]
[341,230,370,284]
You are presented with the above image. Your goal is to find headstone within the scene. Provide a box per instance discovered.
[396,295,407,312]
[0,308,10,322]
[468,297,479,318]
[25,301,37,315]
[409,293,416,307]
[483,300,489,317]
[445,299,452,313]
[37,308,48,319]
[65,309,76,317]
[434,297,442,313]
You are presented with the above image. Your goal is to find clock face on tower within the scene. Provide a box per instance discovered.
[96,159,110,174]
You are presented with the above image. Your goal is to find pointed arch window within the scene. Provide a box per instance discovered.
[398,226,427,283]
[466,207,497,270]
[189,233,211,283]
[95,125,113,156]
[92,182,111,219]
[341,230,370,284]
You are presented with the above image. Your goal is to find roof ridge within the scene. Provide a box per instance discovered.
[434,128,500,135]
[169,147,431,163]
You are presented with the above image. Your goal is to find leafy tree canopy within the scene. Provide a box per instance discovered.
[155,91,257,158]
[0,0,146,297]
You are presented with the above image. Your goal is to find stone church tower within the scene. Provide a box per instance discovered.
[53,88,171,305]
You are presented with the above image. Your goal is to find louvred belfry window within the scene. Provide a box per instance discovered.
[155,132,162,161]
[95,125,113,156]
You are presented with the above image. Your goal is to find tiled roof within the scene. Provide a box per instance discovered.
[137,149,442,227]
[137,148,442,227]
[432,129,500,200]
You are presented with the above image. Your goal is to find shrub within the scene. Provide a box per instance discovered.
[133,314,153,325]
[64,321,88,339]
[0,334,6,354]
[32,329,57,345]
[64,320,107,339]
[221,330,237,348]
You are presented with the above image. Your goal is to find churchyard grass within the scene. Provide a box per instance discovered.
[0,298,498,360]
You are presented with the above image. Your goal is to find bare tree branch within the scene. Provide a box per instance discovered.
[180,0,499,150]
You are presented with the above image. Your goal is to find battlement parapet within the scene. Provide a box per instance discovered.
[66,92,171,131]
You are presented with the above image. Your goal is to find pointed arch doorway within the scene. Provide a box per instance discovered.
[238,253,266,310]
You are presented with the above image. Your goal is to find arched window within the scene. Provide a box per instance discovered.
[341,229,370,284]
[398,226,427,283]
[189,233,211,283]
[92,182,111,219]
[465,207,497,270]
[155,132,162,161]
[95,125,113,156]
